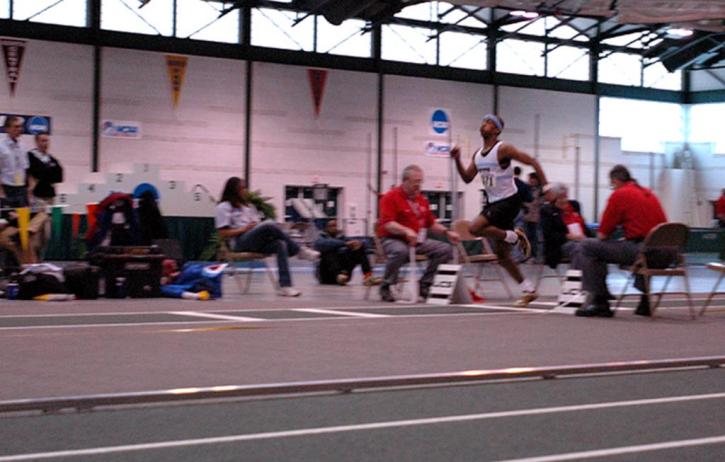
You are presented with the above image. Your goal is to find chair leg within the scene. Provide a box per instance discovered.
[681,270,696,320]
[230,263,251,295]
[700,272,724,316]
[614,274,633,313]
[644,275,656,319]
[651,275,670,313]
[495,264,513,298]
[533,263,545,292]
[262,258,279,290]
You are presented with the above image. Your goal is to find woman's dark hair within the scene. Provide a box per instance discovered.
[609,165,632,183]
[219,177,247,208]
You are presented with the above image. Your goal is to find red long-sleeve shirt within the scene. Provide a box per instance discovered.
[716,195,725,219]
[377,186,435,238]
[599,181,667,240]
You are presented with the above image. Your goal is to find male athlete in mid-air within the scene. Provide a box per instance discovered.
[451,114,552,306]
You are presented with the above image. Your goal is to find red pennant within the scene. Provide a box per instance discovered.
[1,40,26,97]
[71,213,81,239]
[307,69,328,117]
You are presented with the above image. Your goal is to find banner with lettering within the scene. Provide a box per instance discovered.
[165,55,188,109]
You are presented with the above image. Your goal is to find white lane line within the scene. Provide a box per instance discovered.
[293,308,389,318]
[495,435,725,462]
[1,392,724,461]
[168,311,264,322]
[460,304,549,313]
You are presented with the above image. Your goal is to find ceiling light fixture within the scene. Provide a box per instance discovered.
[666,28,694,38]
[510,10,539,19]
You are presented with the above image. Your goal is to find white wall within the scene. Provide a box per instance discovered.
[383,75,493,222]
[0,40,93,187]
[100,47,246,195]
[251,62,377,228]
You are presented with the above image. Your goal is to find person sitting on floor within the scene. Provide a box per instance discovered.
[540,183,594,269]
[215,176,319,297]
[314,219,382,286]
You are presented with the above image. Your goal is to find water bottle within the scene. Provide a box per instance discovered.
[6,283,19,300]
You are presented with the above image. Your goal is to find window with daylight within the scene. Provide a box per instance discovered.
[643,61,682,91]
[497,39,545,76]
[437,4,487,27]
[600,97,683,153]
[598,52,641,86]
[317,17,371,58]
[547,18,589,42]
[690,103,725,154]
[251,7,314,51]
[439,31,487,70]
[1,0,10,19]
[546,45,589,80]
[101,0,173,36]
[382,24,437,65]
[395,2,438,20]
[176,0,239,43]
[13,0,87,27]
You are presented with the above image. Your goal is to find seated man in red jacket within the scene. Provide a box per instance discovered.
[377,165,460,302]
[573,165,667,318]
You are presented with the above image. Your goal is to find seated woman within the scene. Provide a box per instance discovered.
[215,177,319,297]
[314,219,381,286]
[540,183,593,269]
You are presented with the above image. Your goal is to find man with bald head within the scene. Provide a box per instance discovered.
[377,165,460,302]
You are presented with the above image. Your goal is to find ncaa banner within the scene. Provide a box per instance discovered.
[165,55,188,109]
[0,113,51,134]
[102,120,142,139]
[1,39,26,97]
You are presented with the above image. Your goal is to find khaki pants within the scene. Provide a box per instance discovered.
[0,212,50,265]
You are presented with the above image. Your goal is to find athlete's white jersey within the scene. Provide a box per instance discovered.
[473,141,518,204]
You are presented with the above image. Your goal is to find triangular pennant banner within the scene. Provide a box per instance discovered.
[51,206,63,240]
[307,69,328,117]
[165,55,188,109]
[1,39,26,97]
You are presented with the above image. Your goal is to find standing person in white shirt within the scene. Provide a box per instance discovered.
[215,177,319,297]
[450,114,552,307]
[0,116,30,208]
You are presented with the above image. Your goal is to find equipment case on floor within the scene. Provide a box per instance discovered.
[90,246,166,298]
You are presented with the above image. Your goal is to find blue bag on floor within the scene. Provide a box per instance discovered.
[161,263,227,299]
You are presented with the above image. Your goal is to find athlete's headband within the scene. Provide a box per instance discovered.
[482,114,503,131]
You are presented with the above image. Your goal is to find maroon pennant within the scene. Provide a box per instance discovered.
[1,40,26,97]
[307,68,328,117]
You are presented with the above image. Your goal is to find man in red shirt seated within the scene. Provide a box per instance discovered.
[574,165,667,318]
[716,188,725,228]
[377,165,460,302]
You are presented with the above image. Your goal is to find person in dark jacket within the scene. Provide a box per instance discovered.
[540,183,593,269]
[314,219,381,286]
[137,190,168,245]
[27,134,63,205]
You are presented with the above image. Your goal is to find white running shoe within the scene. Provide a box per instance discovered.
[277,286,301,297]
[297,246,320,261]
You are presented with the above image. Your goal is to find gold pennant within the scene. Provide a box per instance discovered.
[165,55,188,109]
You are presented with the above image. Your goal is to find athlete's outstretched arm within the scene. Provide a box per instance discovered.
[450,146,477,183]
[500,144,549,188]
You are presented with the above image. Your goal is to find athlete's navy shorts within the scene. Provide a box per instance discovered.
[480,194,522,230]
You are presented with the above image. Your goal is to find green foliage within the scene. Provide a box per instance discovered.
[244,190,276,220]
[199,232,220,261]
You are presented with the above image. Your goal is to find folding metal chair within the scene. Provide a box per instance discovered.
[218,238,278,294]
[452,219,512,299]
[363,232,427,302]
[700,262,724,316]
[614,222,695,319]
